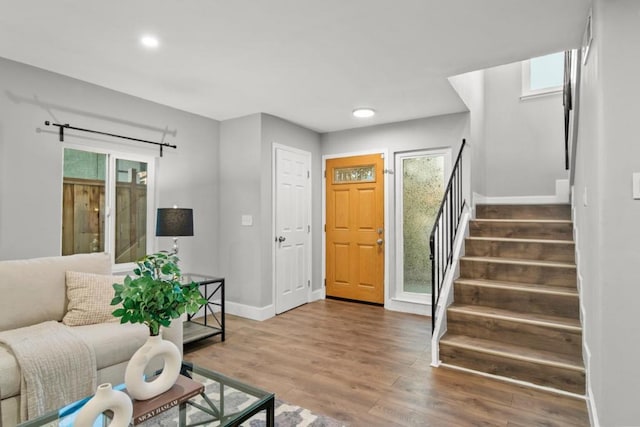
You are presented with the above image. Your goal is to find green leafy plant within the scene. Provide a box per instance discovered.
[111,252,207,336]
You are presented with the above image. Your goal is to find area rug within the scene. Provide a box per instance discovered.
[139,383,347,427]
[243,399,346,427]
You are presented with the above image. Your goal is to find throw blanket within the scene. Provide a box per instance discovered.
[0,321,97,421]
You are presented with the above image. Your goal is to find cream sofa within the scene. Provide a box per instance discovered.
[0,253,183,427]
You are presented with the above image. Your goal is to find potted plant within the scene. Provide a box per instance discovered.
[110,251,206,400]
[111,251,206,336]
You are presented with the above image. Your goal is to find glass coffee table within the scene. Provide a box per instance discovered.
[19,362,275,427]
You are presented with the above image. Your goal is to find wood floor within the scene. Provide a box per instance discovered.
[184,299,589,426]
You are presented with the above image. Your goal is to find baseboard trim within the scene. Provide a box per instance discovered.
[584,345,600,427]
[572,197,599,427]
[385,298,430,316]
[474,179,570,206]
[311,288,325,301]
[226,301,275,321]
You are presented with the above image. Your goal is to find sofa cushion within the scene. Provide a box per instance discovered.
[0,253,111,331]
[63,271,124,326]
[71,322,150,370]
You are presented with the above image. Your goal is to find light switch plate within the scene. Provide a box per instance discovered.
[241,215,253,226]
[633,173,640,199]
[583,187,588,207]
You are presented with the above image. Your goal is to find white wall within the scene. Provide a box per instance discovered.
[449,69,487,198]
[483,62,568,197]
[0,57,219,274]
[320,113,468,306]
[572,1,640,425]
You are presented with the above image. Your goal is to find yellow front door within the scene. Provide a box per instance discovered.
[326,154,384,304]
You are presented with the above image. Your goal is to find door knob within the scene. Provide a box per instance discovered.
[278,236,286,243]
[376,238,383,245]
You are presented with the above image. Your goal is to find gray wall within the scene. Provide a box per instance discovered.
[0,57,219,274]
[219,113,321,309]
[483,61,568,197]
[261,114,322,300]
[218,114,263,307]
[572,0,640,424]
[320,114,468,300]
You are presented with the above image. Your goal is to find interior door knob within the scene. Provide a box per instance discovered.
[376,238,383,245]
[278,236,286,242]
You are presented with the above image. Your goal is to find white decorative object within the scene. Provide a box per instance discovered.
[125,331,181,400]
[74,383,132,427]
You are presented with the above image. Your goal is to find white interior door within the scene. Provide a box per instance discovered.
[275,146,311,314]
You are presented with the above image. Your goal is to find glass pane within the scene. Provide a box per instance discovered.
[530,52,563,91]
[62,148,106,255]
[115,159,148,264]
[402,155,444,294]
[333,165,375,183]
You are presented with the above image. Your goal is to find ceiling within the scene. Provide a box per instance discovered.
[0,1,590,133]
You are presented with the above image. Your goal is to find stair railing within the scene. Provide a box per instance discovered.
[430,139,467,332]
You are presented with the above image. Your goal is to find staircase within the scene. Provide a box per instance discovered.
[439,204,585,395]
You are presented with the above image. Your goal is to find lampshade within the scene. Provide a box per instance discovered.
[156,208,194,237]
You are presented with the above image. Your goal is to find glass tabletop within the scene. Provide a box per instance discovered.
[19,362,274,427]
[180,273,224,285]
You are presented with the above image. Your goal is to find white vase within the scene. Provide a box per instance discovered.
[74,383,132,427]
[125,331,181,400]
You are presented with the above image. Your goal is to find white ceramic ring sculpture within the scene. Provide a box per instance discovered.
[124,332,181,400]
[74,383,133,427]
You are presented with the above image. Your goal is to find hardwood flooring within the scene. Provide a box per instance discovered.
[183,299,589,426]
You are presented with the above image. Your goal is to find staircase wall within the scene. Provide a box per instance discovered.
[571,0,640,425]
[483,61,568,198]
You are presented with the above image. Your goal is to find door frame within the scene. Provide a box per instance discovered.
[322,148,390,306]
[272,143,313,314]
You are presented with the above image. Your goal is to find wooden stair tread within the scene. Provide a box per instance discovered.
[440,334,585,371]
[466,236,574,244]
[441,203,583,395]
[472,219,573,224]
[448,304,582,331]
[455,278,578,297]
[461,256,576,269]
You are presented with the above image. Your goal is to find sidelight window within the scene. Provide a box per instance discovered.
[395,149,450,302]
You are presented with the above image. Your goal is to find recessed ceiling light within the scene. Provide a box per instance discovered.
[352,108,376,118]
[140,35,159,49]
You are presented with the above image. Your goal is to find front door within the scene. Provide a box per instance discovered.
[326,154,384,304]
[275,146,311,314]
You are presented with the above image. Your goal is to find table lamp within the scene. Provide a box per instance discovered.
[156,207,193,254]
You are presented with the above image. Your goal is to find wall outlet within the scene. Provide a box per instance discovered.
[633,173,640,200]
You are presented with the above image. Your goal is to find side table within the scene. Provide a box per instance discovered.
[181,273,225,344]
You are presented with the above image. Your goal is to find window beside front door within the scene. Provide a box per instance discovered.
[395,149,450,303]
